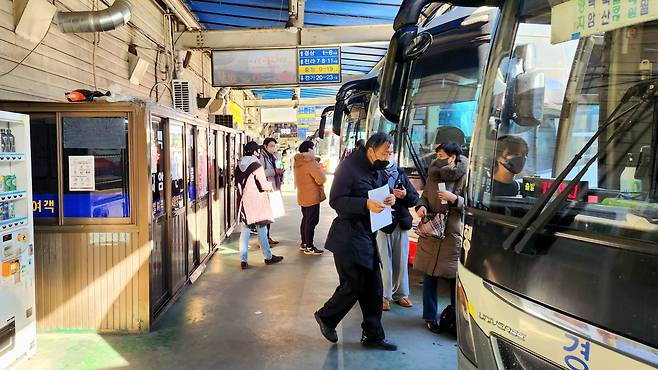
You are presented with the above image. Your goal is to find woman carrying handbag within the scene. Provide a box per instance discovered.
[235,141,284,270]
[414,142,467,335]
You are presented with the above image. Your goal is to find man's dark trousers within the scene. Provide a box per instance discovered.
[300,204,320,247]
[317,250,385,340]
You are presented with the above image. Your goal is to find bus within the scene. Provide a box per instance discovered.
[382,1,658,369]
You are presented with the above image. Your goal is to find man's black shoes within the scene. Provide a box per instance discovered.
[314,311,338,343]
[264,255,284,265]
[361,337,398,351]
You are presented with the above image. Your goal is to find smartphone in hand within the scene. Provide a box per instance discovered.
[438,182,447,204]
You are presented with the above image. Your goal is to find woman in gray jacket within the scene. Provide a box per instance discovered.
[414,142,467,334]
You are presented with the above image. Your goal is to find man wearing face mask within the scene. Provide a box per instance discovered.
[378,152,419,311]
[314,133,398,351]
[492,135,529,197]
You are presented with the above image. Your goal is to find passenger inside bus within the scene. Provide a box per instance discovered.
[491,135,528,197]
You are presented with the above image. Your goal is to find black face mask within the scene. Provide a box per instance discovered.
[501,155,526,174]
[372,160,390,170]
[434,158,451,168]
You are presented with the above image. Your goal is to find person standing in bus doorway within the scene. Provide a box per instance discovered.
[415,142,467,334]
[378,153,419,311]
[260,137,284,245]
[492,135,528,197]
[294,140,326,255]
[314,133,398,351]
[235,141,284,270]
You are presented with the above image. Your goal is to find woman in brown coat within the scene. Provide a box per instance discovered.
[414,142,467,334]
[294,140,327,255]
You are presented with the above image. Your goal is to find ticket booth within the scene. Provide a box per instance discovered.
[0,101,242,332]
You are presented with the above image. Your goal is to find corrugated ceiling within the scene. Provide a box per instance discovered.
[186,0,401,98]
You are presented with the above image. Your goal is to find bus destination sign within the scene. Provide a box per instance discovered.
[298,48,341,84]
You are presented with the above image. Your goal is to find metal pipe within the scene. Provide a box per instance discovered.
[57,0,132,33]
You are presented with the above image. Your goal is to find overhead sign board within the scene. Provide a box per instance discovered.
[212,49,298,87]
[298,48,341,84]
[297,106,317,128]
[551,0,658,43]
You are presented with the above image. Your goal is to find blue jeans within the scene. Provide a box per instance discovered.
[422,274,456,322]
[239,223,272,262]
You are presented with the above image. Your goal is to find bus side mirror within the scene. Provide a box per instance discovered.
[405,32,432,59]
[510,71,545,127]
[379,26,416,123]
[319,106,334,139]
[333,100,347,135]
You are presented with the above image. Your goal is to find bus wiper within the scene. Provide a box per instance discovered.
[402,127,428,184]
[503,80,658,254]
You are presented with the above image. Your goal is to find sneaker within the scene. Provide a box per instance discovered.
[425,320,441,334]
[240,261,249,270]
[304,246,324,255]
[314,311,338,343]
[299,244,308,252]
[264,255,284,265]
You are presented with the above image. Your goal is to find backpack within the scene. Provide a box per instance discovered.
[439,304,457,336]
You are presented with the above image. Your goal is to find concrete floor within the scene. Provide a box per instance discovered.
[20,192,457,370]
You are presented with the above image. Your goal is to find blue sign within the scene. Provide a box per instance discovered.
[298,47,341,84]
[298,128,308,139]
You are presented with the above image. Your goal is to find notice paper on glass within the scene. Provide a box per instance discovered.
[69,155,95,191]
[368,185,393,233]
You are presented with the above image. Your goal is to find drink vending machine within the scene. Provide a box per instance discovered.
[0,111,36,369]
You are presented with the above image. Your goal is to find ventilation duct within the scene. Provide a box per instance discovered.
[56,0,131,33]
[208,87,231,114]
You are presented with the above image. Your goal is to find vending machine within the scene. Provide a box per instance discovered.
[0,111,36,369]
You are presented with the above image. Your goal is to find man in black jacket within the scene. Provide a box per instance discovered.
[314,133,398,351]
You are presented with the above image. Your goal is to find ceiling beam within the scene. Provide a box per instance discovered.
[176,24,394,50]
[160,0,202,29]
[244,97,335,108]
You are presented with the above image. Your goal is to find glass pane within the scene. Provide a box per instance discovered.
[400,43,484,174]
[62,116,129,218]
[186,126,196,202]
[469,1,658,244]
[170,124,184,211]
[151,118,165,218]
[30,115,58,219]
[197,128,208,197]
[339,100,368,160]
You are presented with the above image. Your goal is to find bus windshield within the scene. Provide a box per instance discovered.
[400,39,486,176]
[339,99,368,160]
[470,0,658,245]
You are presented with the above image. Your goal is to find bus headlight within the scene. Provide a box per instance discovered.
[456,278,478,366]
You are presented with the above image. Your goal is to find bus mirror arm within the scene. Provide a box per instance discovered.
[503,81,658,254]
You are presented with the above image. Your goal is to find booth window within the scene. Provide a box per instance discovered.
[30,115,58,221]
[186,126,196,203]
[170,124,185,211]
[61,116,130,219]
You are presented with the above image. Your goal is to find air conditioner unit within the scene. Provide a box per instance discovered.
[172,79,197,115]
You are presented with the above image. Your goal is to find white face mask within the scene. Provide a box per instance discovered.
[387,155,397,169]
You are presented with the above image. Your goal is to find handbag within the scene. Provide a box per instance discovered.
[415,211,449,239]
[268,190,286,219]
[439,304,457,336]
